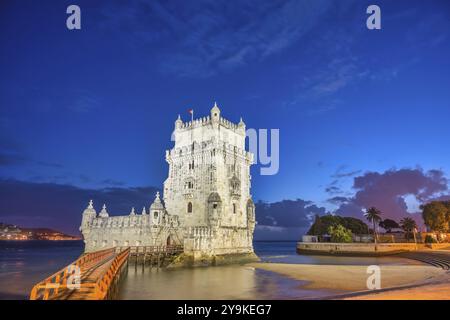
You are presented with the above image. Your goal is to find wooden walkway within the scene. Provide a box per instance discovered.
[29,245,183,300]
[30,247,130,300]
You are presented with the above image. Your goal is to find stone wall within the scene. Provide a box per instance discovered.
[297,242,422,256]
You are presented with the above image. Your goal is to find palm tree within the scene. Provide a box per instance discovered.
[365,207,382,245]
[400,217,418,242]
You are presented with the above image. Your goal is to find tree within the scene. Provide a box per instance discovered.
[342,217,370,234]
[421,201,449,232]
[308,214,323,235]
[365,207,382,244]
[379,219,400,233]
[307,215,369,236]
[328,224,353,243]
[400,217,418,242]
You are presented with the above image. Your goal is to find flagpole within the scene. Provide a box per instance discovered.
[191,109,193,122]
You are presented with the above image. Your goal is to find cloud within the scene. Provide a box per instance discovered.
[327,196,349,205]
[101,179,126,187]
[99,0,334,77]
[0,151,62,169]
[66,93,101,113]
[255,199,327,228]
[253,199,328,239]
[0,152,27,166]
[334,168,449,228]
[325,186,342,195]
[332,165,362,179]
[254,225,308,241]
[0,179,159,235]
[282,24,368,115]
[324,166,362,195]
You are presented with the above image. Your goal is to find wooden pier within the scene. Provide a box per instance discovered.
[123,245,184,269]
[29,245,183,300]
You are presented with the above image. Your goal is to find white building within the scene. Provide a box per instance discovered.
[80,103,257,264]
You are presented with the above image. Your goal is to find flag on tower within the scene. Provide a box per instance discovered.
[187,108,193,121]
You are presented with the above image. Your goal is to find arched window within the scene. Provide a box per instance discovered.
[154,211,158,219]
[233,203,236,214]
[187,202,193,213]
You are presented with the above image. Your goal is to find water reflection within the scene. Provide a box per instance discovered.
[119,264,331,300]
[0,240,83,299]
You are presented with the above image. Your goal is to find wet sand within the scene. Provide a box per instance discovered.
[248,262,447,295]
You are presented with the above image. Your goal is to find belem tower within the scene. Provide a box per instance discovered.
[80,103,257,265]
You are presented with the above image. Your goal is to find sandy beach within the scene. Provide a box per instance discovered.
[248,262,449,299]
[344,281,450,300]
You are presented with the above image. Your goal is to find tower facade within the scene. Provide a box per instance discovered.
[164,103,256,257]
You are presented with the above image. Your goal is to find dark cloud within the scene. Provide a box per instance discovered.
[334,168,449,228]
[0,179,159,236]
[35,161,63,168]
[255,199,326,228]
[333,170,362,178]
[0,152,26,166]
[254,199,328,239]
[101,179,126,186]
[331,165,362,179]
[0,151,62,169]
[325,186,342,195]
[327,196,349,205]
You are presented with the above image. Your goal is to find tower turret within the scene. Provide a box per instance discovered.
[211,102,220,122]
[80,200,96,231]
[238,117,246,135]
[175,114,183,130]
[99,204,109,218]
[150,191,164,225]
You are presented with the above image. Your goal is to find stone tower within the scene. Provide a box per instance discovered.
[164,103,256,261]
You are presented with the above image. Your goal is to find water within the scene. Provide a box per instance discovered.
[255,241,422,265]
[0,240,420,300]
[0,240,84,299]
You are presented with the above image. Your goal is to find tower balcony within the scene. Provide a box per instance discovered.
[182,190,194,199]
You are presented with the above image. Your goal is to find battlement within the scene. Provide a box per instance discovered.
[177,115,244,132]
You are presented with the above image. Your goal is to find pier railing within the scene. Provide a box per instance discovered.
[30,247,130,300]
[90,247,130,299]
[117,244,184,255]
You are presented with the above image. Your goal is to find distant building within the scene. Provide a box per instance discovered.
[80,103,257,263]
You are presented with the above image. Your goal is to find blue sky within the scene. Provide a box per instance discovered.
[1,0,449,236]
